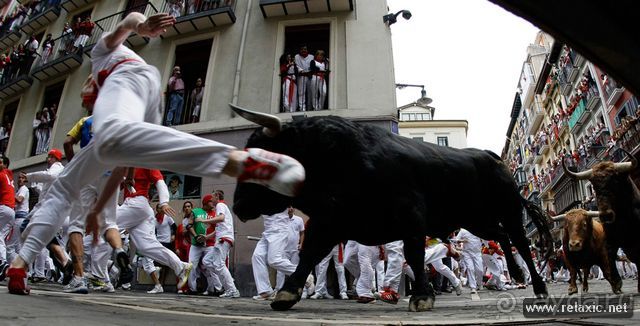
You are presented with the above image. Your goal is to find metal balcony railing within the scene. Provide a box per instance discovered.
[158,0,236,38]
[30,32,83,81]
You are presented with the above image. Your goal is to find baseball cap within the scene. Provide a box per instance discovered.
[202,194,214,206]
[48,148,62,161]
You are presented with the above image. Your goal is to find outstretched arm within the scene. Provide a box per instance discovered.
[86,167,129,243]
[103,12,175,50]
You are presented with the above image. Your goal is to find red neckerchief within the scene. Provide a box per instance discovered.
[155,212,164,224]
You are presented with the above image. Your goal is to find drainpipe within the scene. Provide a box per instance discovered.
[231,0,252,115]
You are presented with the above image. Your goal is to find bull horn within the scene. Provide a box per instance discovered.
[613,148,638,173]
[229,103,282,137]
[551,214,566,221]
[562,158,593,180]
[584,211,600,218]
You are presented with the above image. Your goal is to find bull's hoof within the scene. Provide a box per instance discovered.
[568,286,577,295]
[408,295,435,312]
[533,282,548,298]
[270,290,300,311]
[613,288,623,295]
[582,287,589,294]
[535,292,548,299]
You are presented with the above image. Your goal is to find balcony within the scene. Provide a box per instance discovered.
[259,0,354,18]
[574,53,585,68]
[584,86,601,111]
[527,101,544,136]
[0,30,21,51]
[568,99,590,132]
[603,79,624,106]
[61,0,100,13]
[159,1,236,38]
[0,74,34,101]
[30,33,83,82]
[558,69,572,96]
[534,153,543,164]
[19,3,62,36]
[540,142,550,155]
[85,3,159,54]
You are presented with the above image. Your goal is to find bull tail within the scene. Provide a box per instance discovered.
[521,197,554,263]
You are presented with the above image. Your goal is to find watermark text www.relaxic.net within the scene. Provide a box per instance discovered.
[522,295,633,318]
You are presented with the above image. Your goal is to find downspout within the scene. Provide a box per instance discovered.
[231,0,252,115]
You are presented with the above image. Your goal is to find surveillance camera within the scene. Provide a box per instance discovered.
[402,10,412,20]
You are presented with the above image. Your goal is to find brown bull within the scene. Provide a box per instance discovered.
[563,151,640,293]
[553,209,621,295]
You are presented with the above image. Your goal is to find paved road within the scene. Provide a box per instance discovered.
[1,279,639,325]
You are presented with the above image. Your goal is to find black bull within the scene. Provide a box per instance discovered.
[231,105,553,311]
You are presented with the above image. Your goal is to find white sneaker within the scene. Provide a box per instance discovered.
[94,282,116,293]
[238,148,306,197]
[147,284,164,294]
[339,292,349,300]
[121,282,132,291]
[63,277,88,294]
[252,291,276,300]
[304,274,315,296]
[309,292,326,299]
[177,262,193,289]
[454,283,463,296]
[220,289,240,298]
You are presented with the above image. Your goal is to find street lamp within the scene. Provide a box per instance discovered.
[383,10,412,26]
[396,83,432,105]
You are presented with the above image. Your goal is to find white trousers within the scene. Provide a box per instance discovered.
[276,249,299,290]
[296,76,309,111]
[188,245,221,292]
[0,205,16,262]
[83,235,111,281]
[118,196,185,277]
[425,244,460,287]
[252,231,296,294]
[68,173,117,235]
[343,242,379,298]
[282,77,297,112]
[483,254,505,289]
[18,65,233,265]
[203,241,237,292]
[382,240,404,291]
[314,244,347,295]
[461,250,483,290]
[309,75,326,110]
[513,251,531,283]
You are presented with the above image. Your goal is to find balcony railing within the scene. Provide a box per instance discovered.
[527,100,544,136]
[19,2,62,36]
[159,0,236,38]
[0,74,34,101]
[259,0,354,18]
[569,98,590,131]
[584,84,601,111]
[0,30,22,52]
[30,32,83,82]
[84,3,159,54]
[61,0,99,13]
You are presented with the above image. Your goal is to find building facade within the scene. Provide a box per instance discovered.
[502,31,639,246]
[398,101,468,149]
[0,0,399,295]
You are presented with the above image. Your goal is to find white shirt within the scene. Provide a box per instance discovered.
[90,34,145,84]
[294,53,313,73]
[262,209,290,235]
[454,228,483,252]
[286,215,304,252]
[155,215,175,243]
[15,185,29,213]
[26,161,64,198]
[215,201,234,242]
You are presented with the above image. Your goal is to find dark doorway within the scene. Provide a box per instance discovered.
[1,99,19,156]
[31,81,65,156]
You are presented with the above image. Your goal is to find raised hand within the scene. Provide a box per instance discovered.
[136,13,176,38]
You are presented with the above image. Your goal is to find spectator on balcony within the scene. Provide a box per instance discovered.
[280,53,297,113]
[0,121,10,155]
[309,50,329,111]
[190,77,204,123]
[34,108,51,156]
[0,54,6,85]
[168,0,185,18]
[186,0,199,14]
[166,66,185,126]
[61,22,74,55]
[40,33,54,65]
[12,45,26,79]
[294,46,313,112]
[72,16,95,53]
[9,5,27,32]
[23,35,39,75]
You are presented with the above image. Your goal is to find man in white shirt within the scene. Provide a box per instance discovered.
[294,46,314,111]
[202,190,240,298]
[452,228,484,294]
[275,207,306,293]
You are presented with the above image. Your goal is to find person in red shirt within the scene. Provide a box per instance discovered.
[0,156,16,280]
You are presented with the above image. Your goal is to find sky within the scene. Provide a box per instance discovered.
[388,0,540,154]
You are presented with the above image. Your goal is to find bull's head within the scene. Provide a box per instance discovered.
[230,104,296,222]
[562,151,638,223]
[552,209,599,251]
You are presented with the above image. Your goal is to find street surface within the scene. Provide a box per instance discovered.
[1,279,639,325]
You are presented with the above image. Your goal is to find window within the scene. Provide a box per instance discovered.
[280,24,330,112]
[0,100,19,156]
[163,38,213,126]
[149,172,202,201]
[614,98,638,126]
[437,136,449,147]
[412,137,424,142]
[32,81,64,156]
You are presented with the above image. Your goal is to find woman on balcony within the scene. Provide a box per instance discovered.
[309,50,329,111]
